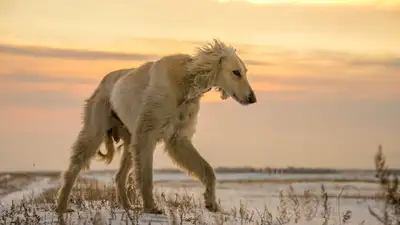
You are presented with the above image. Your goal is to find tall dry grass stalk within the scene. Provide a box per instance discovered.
[368,145,399,225]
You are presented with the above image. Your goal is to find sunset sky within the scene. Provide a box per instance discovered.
[0,0,399,171]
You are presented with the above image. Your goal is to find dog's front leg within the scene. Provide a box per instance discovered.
[164,136,219,212]
[131,112,163,214]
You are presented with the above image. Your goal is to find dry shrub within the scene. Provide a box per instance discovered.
[368,145,400,225]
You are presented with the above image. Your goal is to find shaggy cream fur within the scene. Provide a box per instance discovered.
[56,39,257,214]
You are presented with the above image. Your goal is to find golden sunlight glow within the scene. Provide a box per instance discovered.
[1,0,399,171]
[218,0,400,5]
[201,91,224,103]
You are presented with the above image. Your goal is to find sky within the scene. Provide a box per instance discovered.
[0,0,399,171]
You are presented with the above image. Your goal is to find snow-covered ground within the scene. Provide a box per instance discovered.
[82,171,380,183]
[0,175,11,182]
[0,172,391,224]
[0,177,58,206]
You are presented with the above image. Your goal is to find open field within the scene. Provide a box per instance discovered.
[0,171,395,225]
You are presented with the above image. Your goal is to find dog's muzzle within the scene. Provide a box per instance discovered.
[247,91,257,104]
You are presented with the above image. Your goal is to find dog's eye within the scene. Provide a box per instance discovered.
[232,70,241,77]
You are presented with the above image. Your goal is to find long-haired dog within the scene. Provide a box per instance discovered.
[56,39,257,214]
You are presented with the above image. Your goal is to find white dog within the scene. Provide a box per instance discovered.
[56,39,257,214]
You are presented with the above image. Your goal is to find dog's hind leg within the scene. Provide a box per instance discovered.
[56,129,103,213]
[164,137,218,212]
[114,130,134,210]
[56,93,110,213]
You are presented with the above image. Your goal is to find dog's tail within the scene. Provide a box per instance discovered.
[97,129,122,164]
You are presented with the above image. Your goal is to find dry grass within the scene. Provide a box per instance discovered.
[0,146,398,225]
[368,145,399,225]
[0,179,378,225]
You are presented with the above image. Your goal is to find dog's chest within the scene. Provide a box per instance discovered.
[176,100,199,124]
[162,98,200,140]
[163,99,199,131]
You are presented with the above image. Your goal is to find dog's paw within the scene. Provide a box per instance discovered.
[117,198,134,211]
[205,201,220,213]
[144,206,164,215]
[55,206,75,214]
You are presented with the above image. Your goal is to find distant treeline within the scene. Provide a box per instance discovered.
[2,167,400,176]
[151,166,400,175]
[78,167,400,175]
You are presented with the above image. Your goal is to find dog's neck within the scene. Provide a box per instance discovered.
[179,71,214,105]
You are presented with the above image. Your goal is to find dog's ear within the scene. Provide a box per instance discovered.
[218,55,226,67]
[215,87,229,100]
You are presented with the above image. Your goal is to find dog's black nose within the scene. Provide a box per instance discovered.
[247,91,257,104]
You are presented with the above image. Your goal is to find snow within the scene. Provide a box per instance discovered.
[0,172,391,224]
[0,174,12,195]
[0,174,11,182]
[0,177,58,206]
[82,171,379,183]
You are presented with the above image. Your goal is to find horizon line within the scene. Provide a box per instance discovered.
[1,166,399,174]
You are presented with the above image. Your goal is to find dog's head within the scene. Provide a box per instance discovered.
[213,48,256,106]
[189,39,257,106]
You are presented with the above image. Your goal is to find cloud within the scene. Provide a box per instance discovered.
[250,75,361,86]
[248,69,400,100]
[253,48,400,69]
[0,44,160,61]
[0,73,94,109]
[0,72,97,85]
[0,72,227,108]
[0,89,83,109]
[0,43,273,67]
[242,59,274,66]
[3,39,398,73]
[251,82,305,92]
[300,49,400,69]
[347,57,400,68]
